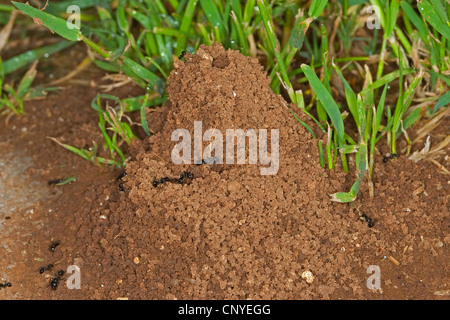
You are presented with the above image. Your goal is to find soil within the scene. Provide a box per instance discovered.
[0,43,448,300]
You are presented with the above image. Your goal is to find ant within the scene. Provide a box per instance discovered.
[50,241,60,252]
[383,153,397,163]
[152,156,219,188]
[153,171,195,187]
[40,264,53,274]
[359,213,374,228]
[117,170,127,192]
[0,282,12,290]
[173,171,194,184]
[153,177,171,187]
[355,208,374,228]
[50,277,60,290]
[178,50,187,60]
[117,170,127,181]
[50,270,65,290]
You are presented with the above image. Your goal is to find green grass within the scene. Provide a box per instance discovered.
[52,176,77,186]
[0,60,37,115]
[2,0,448,203]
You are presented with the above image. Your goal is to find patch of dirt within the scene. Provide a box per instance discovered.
[0,44,448,300]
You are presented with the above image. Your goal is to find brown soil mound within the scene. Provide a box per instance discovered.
[1,44,447,300]
[117,43,351,299]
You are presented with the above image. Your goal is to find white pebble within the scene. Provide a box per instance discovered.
[302,270,315,284]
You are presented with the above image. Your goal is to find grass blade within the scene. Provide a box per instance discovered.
[2,41,74,75]
[16,61,38,99]
[308,0,329,18]
[400,0,429,41]
[121,57,165,94]
[301,64,345,145]
[176,0,198,55]
[198,0,226,44]
[418,0,450,41]
[361,68,416,96]
[433,91,450,112]
[12,1,82,41]
[258,0,295,102]
[332,62,358,127]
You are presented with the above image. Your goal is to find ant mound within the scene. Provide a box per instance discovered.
[113,43,356,299]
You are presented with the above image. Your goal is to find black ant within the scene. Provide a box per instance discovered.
[153,177,170,187]
[178,50,187,60]
[0,282,12,290]
[50,270,65,290]
[152,157,218,188]
[153,171,194,187]
[40,264,53,274]
[383,153,397,163]
[173,171,194,184]
[50,277,60,290]
[50,241,60,252]
[359,213,374,228]
[117,170,127,181]
[117,170,127,191]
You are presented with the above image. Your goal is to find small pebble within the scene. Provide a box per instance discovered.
[302,270,315,284]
